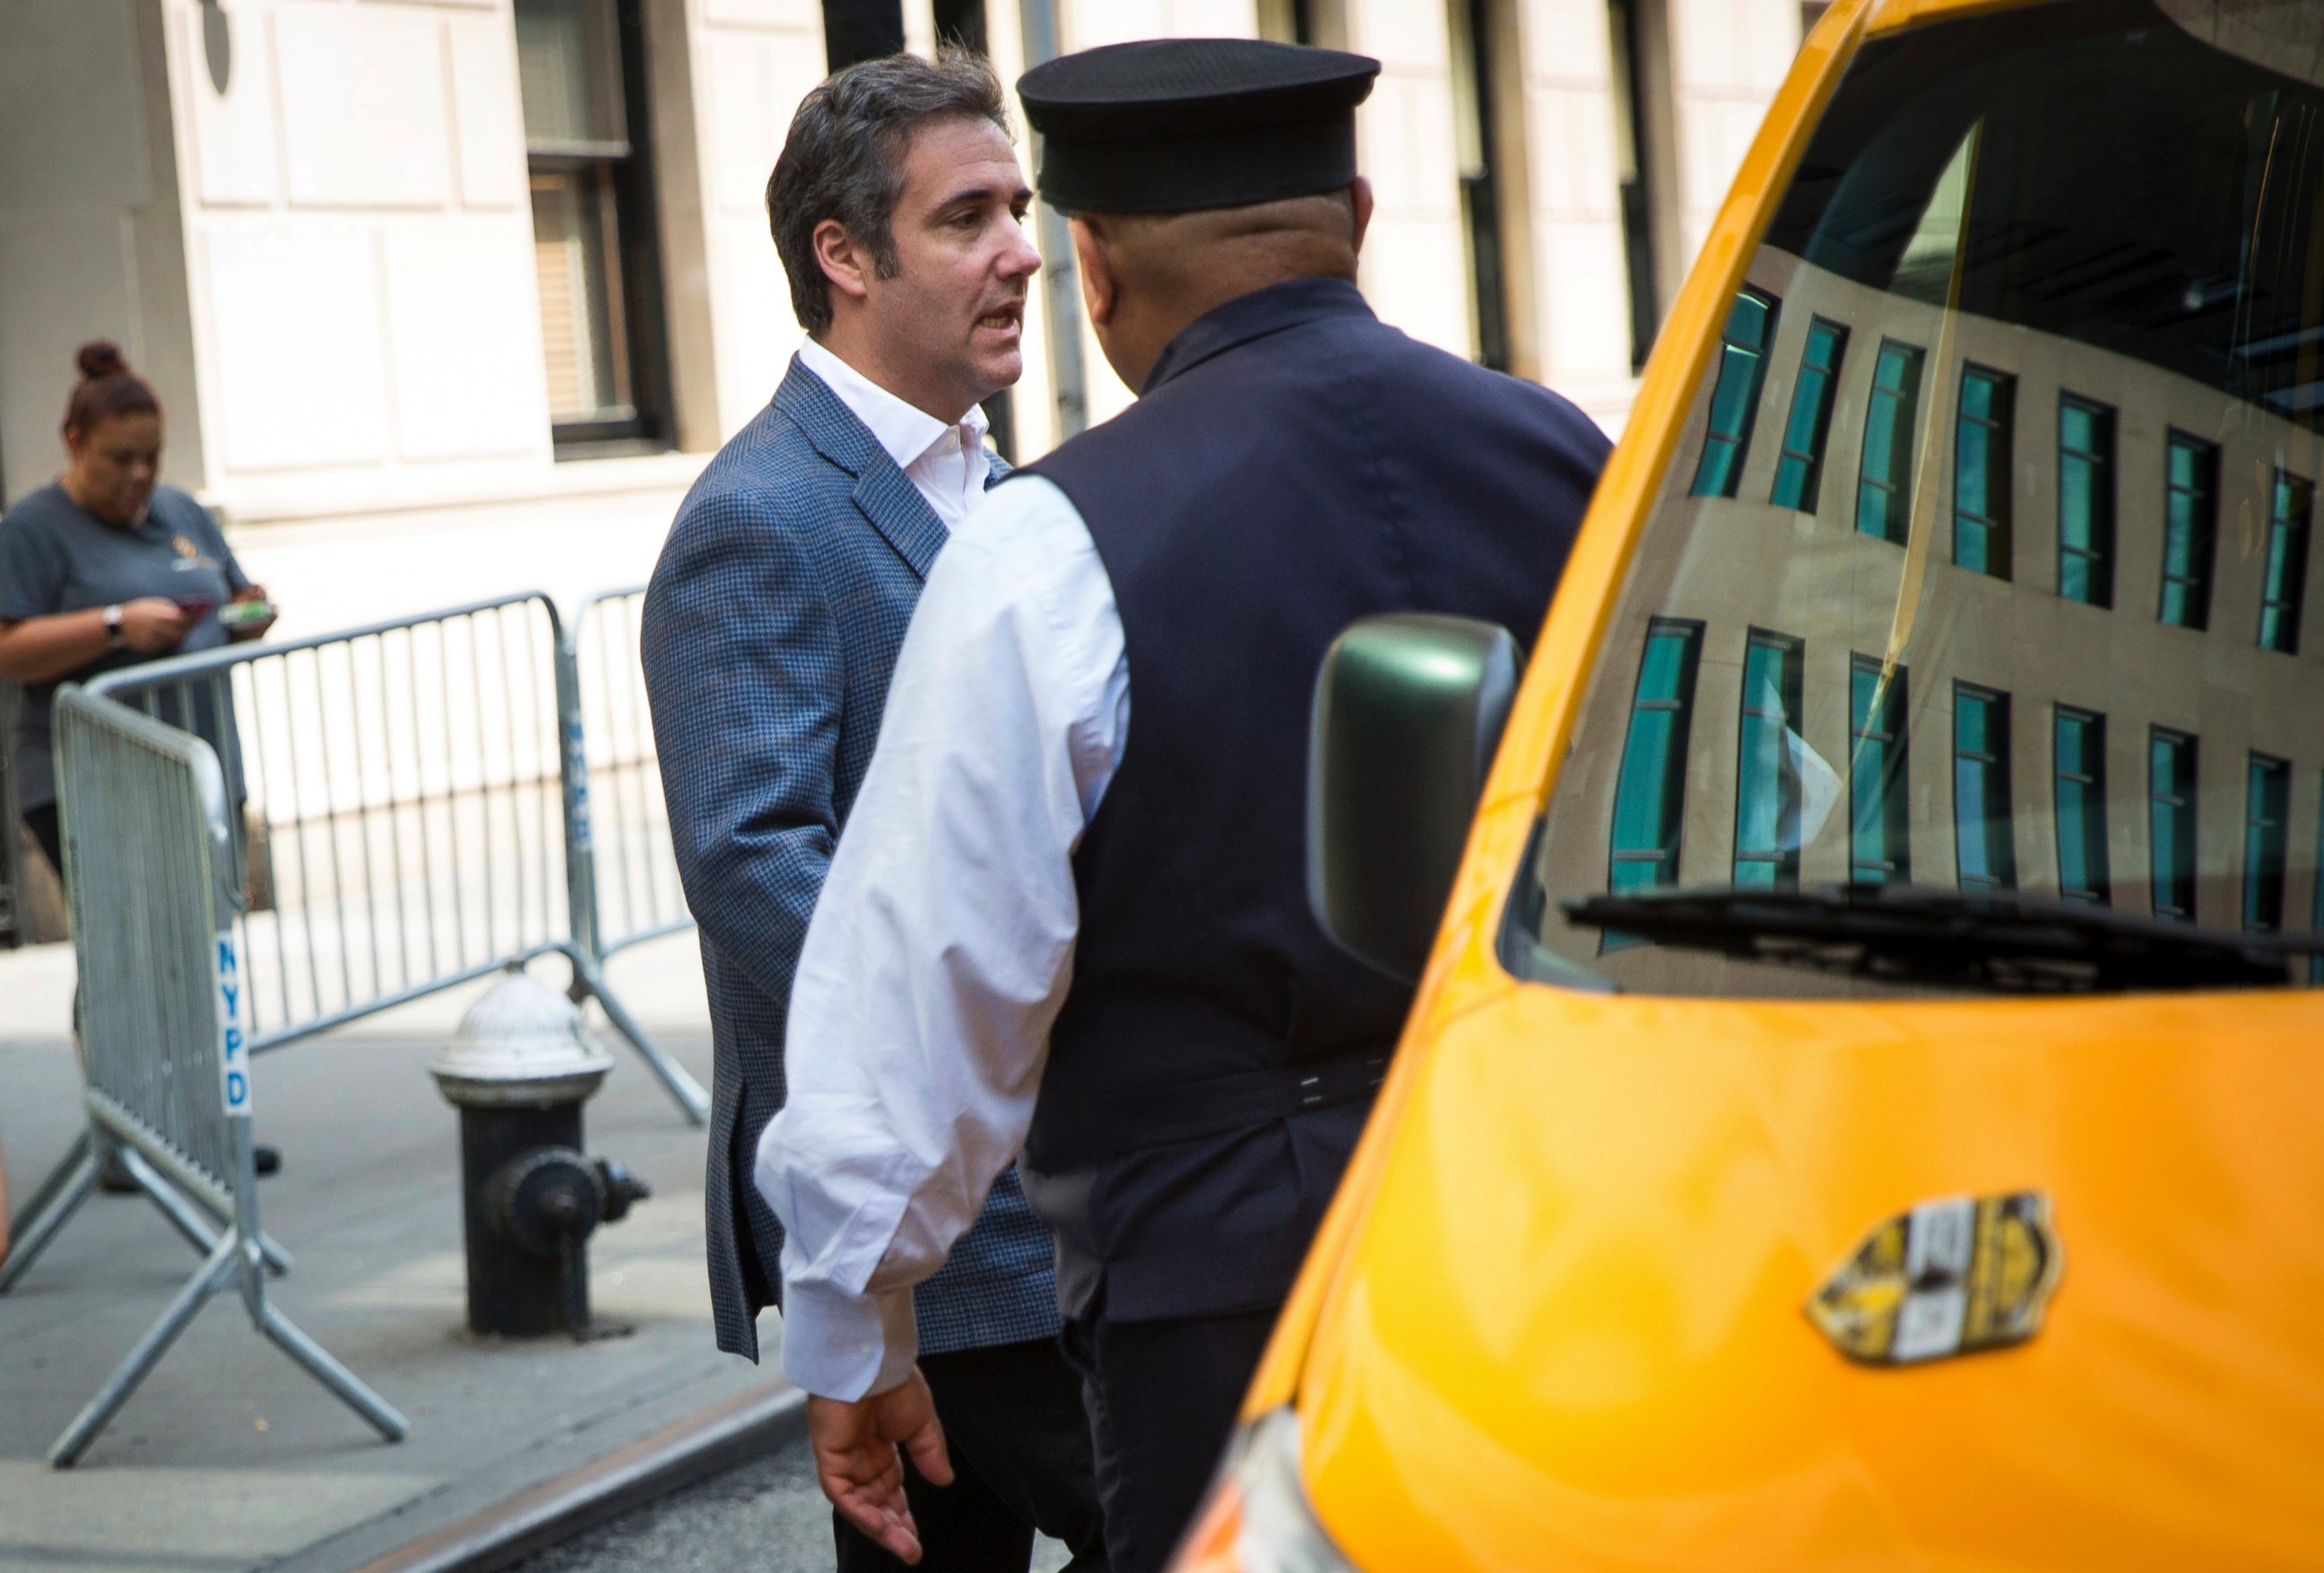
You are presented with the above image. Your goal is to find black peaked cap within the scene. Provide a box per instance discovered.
[1018,39,1379,215]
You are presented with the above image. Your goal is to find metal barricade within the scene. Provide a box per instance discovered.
[0,588,707,1313]
[568,588,690,962]
[28,687,406,1466]
[91,592,703,1117]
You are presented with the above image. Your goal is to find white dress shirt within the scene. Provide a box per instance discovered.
[759,475,1130,1400]
[795,335,992,527]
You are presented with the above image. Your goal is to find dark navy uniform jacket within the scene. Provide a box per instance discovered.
[1018,276,1610,1323]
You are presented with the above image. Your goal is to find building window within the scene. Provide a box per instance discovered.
[1606,619,1703,945]
[1733,630,1804,889]
[1450,0,1517,373]
[2052,707,2109,904]
[1850,655,1910,884]
[1609,0,1669,372]
[1855,339,1925,543]
[2244,753,2290,932]
[1952,366,2014,578]
[1953,682,2016,891]
[516,0,671,452]
[1771,318,1847,512]
[2259,468,2311,654]
[1689,290,1777,498]
[2159,432,2217,629]
[2057,394,2116,606]
[2148,727,2198,920]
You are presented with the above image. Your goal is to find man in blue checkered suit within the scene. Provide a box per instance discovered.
[641,51,1106,1573]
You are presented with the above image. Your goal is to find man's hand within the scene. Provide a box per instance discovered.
[808,1368,954,1563]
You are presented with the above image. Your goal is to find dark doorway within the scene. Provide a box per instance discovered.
[933,0,987,51]
[1451,0,1513,372]
[823,0,905,68]
[1609,0,1663,371]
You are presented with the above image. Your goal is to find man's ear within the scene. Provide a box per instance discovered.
[1071,218,1118,327]
[813,218,873,307]
[1348,178,1375,260]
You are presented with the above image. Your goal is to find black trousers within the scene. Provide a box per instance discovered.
[833,1335,1108,1573]
[22,804,62,882]
[1060,1306,1279,1573]
[22,806,77,1038]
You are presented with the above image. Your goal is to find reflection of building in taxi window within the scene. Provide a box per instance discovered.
[1771,317,1848,513]
[1732,630,1806,890]
[2259,470,2311,652]
[1847,654,1910,885]
[2056,395,2116,607]
[1523,0,2324,995]
[2149,727,2200,921]
[2245,753,2293,932]
[2160,431,2218,627]
[1689,291,1777,500]
[2052,707,2110,905]
[1853,339,1923,543]
[1952,367,2014,578]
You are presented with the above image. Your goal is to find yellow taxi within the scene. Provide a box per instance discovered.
[1180,0,2324,1566]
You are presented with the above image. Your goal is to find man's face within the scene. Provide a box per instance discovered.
[862,116,1039,413]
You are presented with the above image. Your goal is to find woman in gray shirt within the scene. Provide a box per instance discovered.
[0,342,276,878]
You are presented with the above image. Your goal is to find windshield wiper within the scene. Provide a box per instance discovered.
[1563,883,2323,994]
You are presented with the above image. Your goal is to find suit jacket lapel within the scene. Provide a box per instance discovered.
[773,355,950,580]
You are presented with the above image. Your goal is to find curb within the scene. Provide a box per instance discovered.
[351,1384,810,1573]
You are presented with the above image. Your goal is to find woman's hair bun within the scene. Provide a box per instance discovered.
[75,340,131,381]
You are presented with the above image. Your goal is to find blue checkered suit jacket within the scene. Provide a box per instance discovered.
[641,358,1059,1362]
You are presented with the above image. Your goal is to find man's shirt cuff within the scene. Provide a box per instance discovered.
[777,1278,920,1400]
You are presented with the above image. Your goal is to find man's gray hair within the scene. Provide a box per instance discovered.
[767,48,1011,335]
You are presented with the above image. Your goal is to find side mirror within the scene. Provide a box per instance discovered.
[1306,613,1522,983]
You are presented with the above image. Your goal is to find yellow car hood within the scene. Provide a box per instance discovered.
[1296,980,2324,1569]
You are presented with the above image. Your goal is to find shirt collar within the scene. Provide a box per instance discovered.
[796,337,988,472]
[1141,275,1375,393]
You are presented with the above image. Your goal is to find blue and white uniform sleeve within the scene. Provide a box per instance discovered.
[759,475,1129,1401]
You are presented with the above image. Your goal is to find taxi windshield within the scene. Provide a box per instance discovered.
[1513,0,2324,997]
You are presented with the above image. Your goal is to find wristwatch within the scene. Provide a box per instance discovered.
[103,604,126,651]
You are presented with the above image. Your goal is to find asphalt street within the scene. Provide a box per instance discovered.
[508,1439,1074,1573]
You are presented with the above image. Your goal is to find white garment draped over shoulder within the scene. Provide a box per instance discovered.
[758,473,1131,1401]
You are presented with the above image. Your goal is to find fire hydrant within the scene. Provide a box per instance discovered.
[429,969,650,1339]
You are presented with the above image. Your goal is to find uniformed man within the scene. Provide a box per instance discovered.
[762,39,1610,1572]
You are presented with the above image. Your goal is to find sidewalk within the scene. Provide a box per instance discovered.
[0,930,783,1573]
